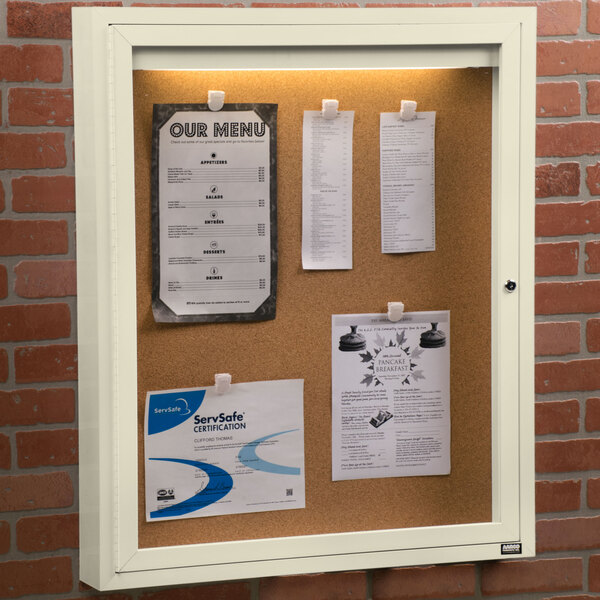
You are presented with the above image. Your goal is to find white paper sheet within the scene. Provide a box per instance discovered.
[332,311,450,481]
[380,112,436,253]
[302,111,354,270]
[156,108,273,318]
[145,379,305,521]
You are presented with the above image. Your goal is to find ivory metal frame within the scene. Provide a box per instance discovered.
[72,7,536,590]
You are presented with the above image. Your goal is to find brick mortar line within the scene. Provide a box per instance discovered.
[537,506,592,520]
[0,463,79,482]
[0,531,77,558]
[3,36,76,45]
[535,235,600,245]
[0,254,76,268]
[0,83,6,128]
[1,80,73,88]
[535,320,600,333]
[583,474,599,513]
[0,504,78,523]
[0,125,75,134]
[538,154,600,162]
[537,117,600,126]
[536,115,600,123]
[576,154,600,171]
[0,209,77,227]
[583,314,595,353]
[0,297,79,308]
[534,197,600,205]
[536,436,600,448]
[0,382,78,395]
[543,388,594,403]
[0,0,6,43]
[535,156,585,164]
[538,74,600,79]
[1,380,79,388]
[535,352,600,363]
[578,157,600,201]
[66,125,75,168]
[535,313,596,321]
[535,278,600,284]
[0,211,75,219]
[473,563,483,600]
[537,34,596,41]
[536,387,600,399]
[534,273,600,281]
[1,422,78,433]
[535,353,589,361]
[0,348,15,388]
[536,470,587,481]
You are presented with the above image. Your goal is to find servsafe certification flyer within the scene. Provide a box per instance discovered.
[151,104,277,323]
[145,379,305,521]
[332,312,450,481]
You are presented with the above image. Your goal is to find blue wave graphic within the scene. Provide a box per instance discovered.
[149,458,232,519]
[238,429,301,475]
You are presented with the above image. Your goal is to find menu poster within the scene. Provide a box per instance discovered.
[151,104,277,323]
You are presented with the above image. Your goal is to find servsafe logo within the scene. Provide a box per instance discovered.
[153,397,191,415]
[147,389,206,435]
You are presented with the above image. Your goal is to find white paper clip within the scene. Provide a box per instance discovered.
[387,301,405,322]
[322,99,339,120]
[215,372,232,395]
[399,100,417,121]
[208,90,225,112]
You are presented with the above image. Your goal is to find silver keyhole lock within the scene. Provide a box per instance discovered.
[505,279,517,292]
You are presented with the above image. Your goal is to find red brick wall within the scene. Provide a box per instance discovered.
[1,1,599,598]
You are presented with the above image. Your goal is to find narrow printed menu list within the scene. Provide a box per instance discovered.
[151,104,277,323]
[302,110,354,270]
[380,112,436,254]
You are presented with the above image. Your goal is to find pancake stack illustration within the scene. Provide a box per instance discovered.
[339,325,367,352]
[419,322,447,349]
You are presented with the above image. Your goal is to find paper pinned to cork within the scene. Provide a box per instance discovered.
[380,111,436,254]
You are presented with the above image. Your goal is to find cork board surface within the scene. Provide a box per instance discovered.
[133,68,493,549]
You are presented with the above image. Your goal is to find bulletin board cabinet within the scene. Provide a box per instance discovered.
[73,7,536,591]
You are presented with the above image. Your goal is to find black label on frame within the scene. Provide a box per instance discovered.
[501,543,522,555]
